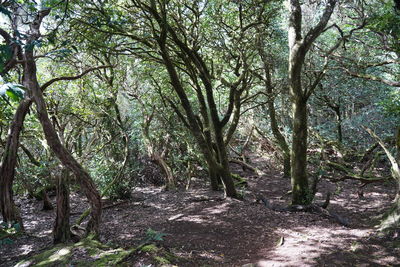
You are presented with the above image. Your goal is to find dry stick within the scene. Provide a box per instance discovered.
[229,158,265,176]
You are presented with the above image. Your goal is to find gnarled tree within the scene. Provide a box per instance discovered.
[288,0,337,204]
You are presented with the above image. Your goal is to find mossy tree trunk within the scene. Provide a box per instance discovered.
[0,99,31,228]
[141,1,257,198]
[288,0,337,205]
[290,97,310,204]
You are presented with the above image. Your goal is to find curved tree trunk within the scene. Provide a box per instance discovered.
[0,99,31,228]
[24,46,101,236]
[257,33,291,178]
[365,127,400,230]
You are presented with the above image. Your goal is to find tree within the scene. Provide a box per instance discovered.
[0,2,104,238]
[72,0,272,197]
[288,0,337,204]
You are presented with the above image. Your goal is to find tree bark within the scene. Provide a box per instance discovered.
[26,58,102,236]
[290,97,310,204]
[288,0,337,205]
[23,10,102,236]
[213,128,237,197]
[268,99,291,177]
[53,169,70,244]
[42,189,54,211]
[0,99,31,228]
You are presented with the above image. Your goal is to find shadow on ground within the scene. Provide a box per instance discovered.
[1,156,399,266]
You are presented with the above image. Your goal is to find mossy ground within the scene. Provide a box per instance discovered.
[15,237,134,267]
[14,237,179,267]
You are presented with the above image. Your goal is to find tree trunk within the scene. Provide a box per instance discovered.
[268,99,291,177]
[142,118,175,190]
[42,189,54,211]
[290,98,311,204]
[0,99,31,228]
[214,128,237,198]
[333,106,343,143]
[365,127,400,230]
[288,0,337,204]
[206,159,220,191]
[24,49,102,237]
[53,169,70,244]
[257,33,291,178]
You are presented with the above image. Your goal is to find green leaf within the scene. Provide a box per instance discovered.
[0,83,26,101]
[0,44,13,73]
[13,223,21,232]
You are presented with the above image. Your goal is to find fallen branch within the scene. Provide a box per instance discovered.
[326,160,389,184]
[338,174,389,184]
[258,196,349,227]
[229,158,265,176]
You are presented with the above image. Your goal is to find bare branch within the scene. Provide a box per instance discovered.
[40,65,112,92]
[303,0,337,50]
[341,67,400,87]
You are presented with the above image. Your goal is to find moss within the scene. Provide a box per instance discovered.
[92,248,131,266]
[162,250,178,262]
[141,244,179,265]
[141,244,159,253]
[15,236,135,267]
[28,245,73,266]
[378,203,400,231]
[232,173,248,187]
[154,255,171,264]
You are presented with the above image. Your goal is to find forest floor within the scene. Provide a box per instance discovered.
[1,155,400,266]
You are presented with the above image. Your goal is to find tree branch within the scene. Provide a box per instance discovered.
[341,68,400,87]
[303,0,338,51]
[40,65,112,92]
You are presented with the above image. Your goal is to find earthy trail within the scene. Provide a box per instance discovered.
[1,157,399,266]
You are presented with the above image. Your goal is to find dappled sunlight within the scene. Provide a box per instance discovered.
[256,225,370,266]
[198,250,225,262]
[176,215,208,224]
[18,244,36,256]
[200,202,231,215]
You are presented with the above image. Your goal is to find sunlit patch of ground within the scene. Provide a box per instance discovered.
[1,155,399,266]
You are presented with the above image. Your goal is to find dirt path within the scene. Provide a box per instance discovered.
[1,158,399,266]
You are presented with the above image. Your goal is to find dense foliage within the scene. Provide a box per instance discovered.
[0,0,399,255]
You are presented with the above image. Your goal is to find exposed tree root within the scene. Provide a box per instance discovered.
[258,196,349,227]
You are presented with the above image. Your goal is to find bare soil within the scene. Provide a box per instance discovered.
[1,156,399,266]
